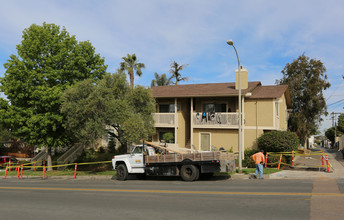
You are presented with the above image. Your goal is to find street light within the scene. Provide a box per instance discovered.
[227,39,243,173]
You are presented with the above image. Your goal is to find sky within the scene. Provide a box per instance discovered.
[0,0,344,134]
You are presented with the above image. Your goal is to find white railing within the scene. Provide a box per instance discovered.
[153,113,175,127]
[192,112,239,128]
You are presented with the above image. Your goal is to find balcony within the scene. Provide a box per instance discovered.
[192,112,239,129]
[153,113,175,127]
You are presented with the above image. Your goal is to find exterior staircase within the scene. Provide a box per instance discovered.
[57,143,84,169]
[31,150,48,163]
[30,150,48,170]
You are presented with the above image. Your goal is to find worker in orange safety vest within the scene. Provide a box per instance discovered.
[251,150,265,179]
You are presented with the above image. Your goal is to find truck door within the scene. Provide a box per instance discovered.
[129,146,144,168]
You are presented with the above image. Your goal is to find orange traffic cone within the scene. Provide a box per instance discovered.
[325,154,330,172]
[4,164,8,179]
[265,152,268,168]
[74,163,77,179]
[277,154,283,170]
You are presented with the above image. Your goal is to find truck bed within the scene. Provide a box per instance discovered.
[144,151,234,164]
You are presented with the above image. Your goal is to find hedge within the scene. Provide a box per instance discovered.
[257,131,299,153]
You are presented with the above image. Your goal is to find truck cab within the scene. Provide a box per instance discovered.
[112,145,146,180]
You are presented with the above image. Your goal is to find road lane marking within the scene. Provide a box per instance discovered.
[0,186,343,197]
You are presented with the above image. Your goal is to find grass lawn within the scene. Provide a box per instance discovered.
[237,168,281,175]
[3,170,115,176]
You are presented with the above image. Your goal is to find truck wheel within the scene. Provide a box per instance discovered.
[116,164,128,181]
[180,165,199,181]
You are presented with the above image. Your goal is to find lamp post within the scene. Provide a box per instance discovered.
[227,39,242,173]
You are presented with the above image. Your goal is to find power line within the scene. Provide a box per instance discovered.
[327,98,344,107]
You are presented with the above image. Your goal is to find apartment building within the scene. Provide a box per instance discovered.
[151,69,292,153]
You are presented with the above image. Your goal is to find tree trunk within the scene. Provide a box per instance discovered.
[130,70,134,89]
[47,146,53,171]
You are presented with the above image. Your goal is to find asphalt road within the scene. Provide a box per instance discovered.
[0,177,343,220]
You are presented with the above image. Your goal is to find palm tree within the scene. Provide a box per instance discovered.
[120,53,145,89]
[169,61,188,85]
[151,72,172,87]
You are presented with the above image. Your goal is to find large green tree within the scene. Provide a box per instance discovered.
[278,54,330,145]
[169,61,188,85]
[120,53,145,89]
[325,113,344,146]
[338,113,344,133]
[0,23,107,168]
[150,72,172,87]
[61,72,155,151]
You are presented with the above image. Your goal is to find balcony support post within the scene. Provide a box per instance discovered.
[190,97,194,149]
[174,98,178,146]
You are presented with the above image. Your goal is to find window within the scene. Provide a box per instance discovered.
[159,104,180,113]
[132,146,143,154]
[159,132,175,143]
[202,103,227,112]
[275,102,279,117]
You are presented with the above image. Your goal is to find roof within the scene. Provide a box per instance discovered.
[249,85,291,108]
[151,81,261,98]
[151,82,292,108]
[250,85,288,99]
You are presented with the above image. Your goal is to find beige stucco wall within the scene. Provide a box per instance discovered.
[177,98,189,148]
[244,128,264,151]
[192,128,264,152]
[245,98,274,127]
[154,93,289,152]
[244,99,257,127]
[278,94,288,131]
[193,129,238,152]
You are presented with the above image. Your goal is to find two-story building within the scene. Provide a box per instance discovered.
[150,68,292,154]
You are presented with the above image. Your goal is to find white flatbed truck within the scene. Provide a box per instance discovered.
[112,141,235,181]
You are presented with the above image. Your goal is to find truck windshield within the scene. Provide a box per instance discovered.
[132,146,143,154]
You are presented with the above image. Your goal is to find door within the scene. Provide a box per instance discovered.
[200,133,210,151]
[128,146,144,168]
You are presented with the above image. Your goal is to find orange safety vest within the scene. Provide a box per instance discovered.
[252,152,265,165]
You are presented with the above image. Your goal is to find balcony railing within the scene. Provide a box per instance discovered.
[192,112,239,128]
[153,113,175,127]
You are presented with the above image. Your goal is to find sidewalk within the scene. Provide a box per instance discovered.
[269,147,344,179]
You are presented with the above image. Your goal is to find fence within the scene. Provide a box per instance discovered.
[264,150,332,172]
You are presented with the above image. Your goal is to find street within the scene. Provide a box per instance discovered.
[1,177,343,220]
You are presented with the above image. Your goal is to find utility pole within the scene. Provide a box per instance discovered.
[332,112,342,149]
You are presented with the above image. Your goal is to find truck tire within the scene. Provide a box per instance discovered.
[180,164,199,181]
[116,164,128,181]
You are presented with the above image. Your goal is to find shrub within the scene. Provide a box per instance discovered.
[242,149,258,168]
[258,131,299,153]
[162,132,174,143]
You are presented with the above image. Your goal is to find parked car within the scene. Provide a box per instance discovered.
[0,156,18,168]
